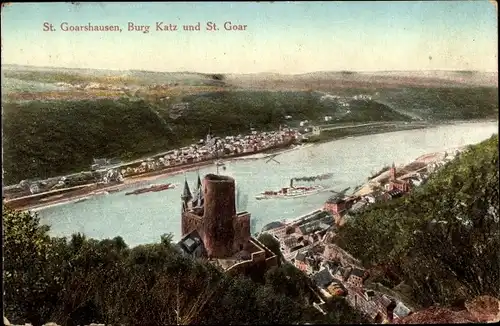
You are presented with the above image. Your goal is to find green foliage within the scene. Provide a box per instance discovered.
[323,297,369,324]
[2,98,178,184]
[258,233,283,262]
[3,86,497,184]
[378,87,498,120]
[336,134,500,307]
[1,91,410,185]
[178,91,410,137]
[2,205,61,325]
[3,205,363,325]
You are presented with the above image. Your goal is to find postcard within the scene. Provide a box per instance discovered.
[2,2,499,326]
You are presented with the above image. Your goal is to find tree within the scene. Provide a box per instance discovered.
[258,233,283,263]
[336,135,500,307]
[3,205,370,325]
[2,205,61,325]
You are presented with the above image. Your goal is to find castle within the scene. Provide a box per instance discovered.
[176,173,278,276]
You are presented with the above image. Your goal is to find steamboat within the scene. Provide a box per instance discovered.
[125,183,177,196]
[255,179,324,200]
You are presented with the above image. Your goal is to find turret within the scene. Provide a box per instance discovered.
[192,173,204,207]
[181,177,193,211]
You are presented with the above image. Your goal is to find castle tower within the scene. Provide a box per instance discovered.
[181,177,193,212]
[390,162,396,181]
[202,174,236,258]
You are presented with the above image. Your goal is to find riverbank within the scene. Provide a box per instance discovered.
[12,141,302,212]
[11,120,494,212]
[352,146,468,197]
[303,121,434,145]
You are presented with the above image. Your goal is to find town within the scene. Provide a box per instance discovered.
[2,127,300,208]
[173,146,465,323]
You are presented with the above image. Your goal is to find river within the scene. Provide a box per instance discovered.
[37,121,498,247]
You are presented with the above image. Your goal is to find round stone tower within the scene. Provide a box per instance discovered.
[202,174,236,258]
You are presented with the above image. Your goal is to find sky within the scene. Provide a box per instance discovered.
[1,1,498,74]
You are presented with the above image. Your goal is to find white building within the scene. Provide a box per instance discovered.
[29,183,40,194]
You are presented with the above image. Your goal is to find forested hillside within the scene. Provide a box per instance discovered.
[336,134,499,307]
[2,205,367,325]
[2,83,498,184]
[2,91,409,184]
[376,87,498,120]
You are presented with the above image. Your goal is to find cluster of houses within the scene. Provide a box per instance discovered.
[261,209,412,323]
[2,168,123,200]
[261,210,335,261]
[320,93,373,104]
[3,128,299,200]
[311,243,412,323]
[262,212,413,322]
[324,159,441,226]
[119,128,299,177]
[323,149,465,226]
[259,150,466,322]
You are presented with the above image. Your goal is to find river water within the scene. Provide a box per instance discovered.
[37,121,498,247]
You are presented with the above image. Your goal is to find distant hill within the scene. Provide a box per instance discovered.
[2,65,497,95]
[1,64,226,93]
[225,70,498,90]
[1,64,498,184]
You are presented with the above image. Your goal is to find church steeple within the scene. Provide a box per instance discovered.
[390,162,396,181]
[206,126,212,146]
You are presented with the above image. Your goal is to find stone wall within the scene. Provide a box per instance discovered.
[232,212,251,252]
[181,211,203,237]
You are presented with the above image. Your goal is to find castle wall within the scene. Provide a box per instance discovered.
[265,255,279,269]
[202,174,237,258]
[182,211,203,237]
[225,259,254,277]
[232,212,251,252]
[225,249,268,277]
[250,249,266,263]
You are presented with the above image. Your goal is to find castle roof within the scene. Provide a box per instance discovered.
[192,173,204,207]
[181,178,193,201]
[312,268,334,288]
[176,230,206,258]
[326,196,346,204]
